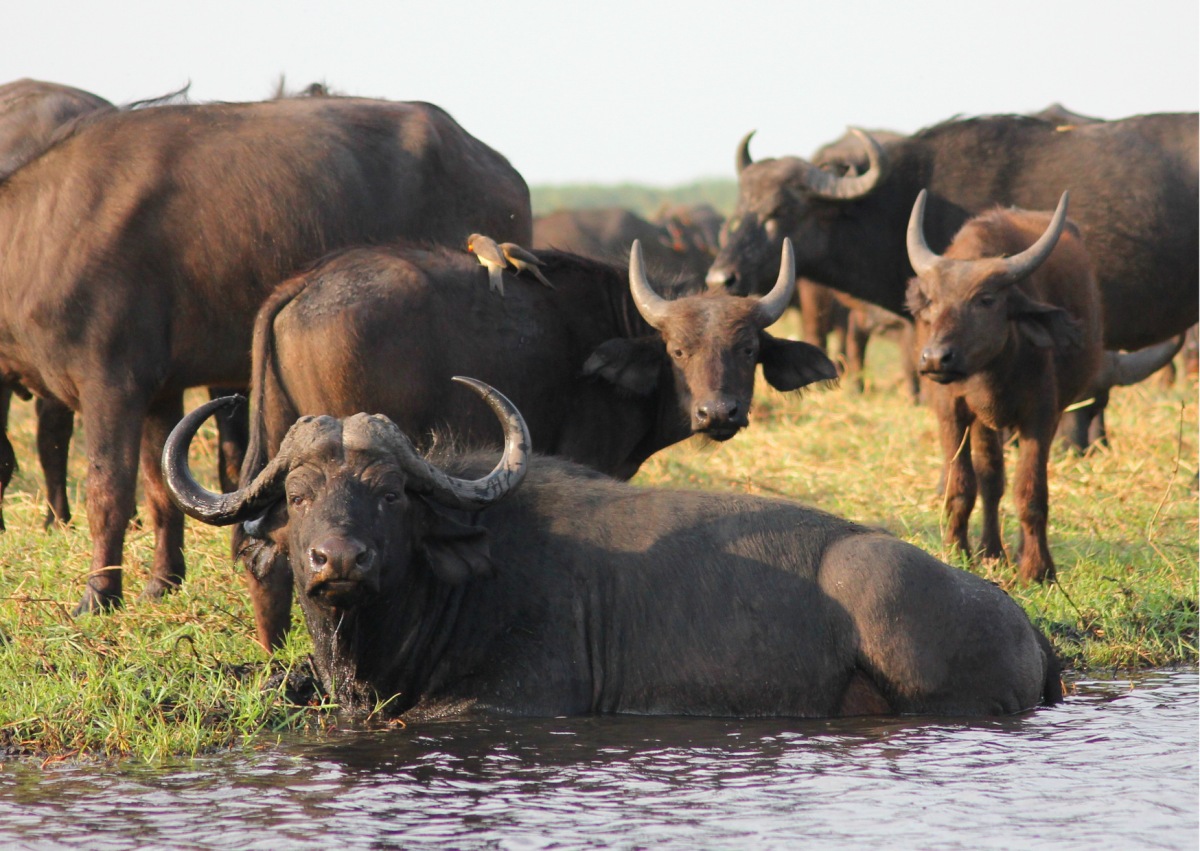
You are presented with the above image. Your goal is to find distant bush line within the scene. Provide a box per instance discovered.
[530,179,738,218]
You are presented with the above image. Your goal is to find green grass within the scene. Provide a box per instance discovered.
[0,314,1194,758]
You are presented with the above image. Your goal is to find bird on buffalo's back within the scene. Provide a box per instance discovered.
[500,242,556,289]
[467,233,508,295]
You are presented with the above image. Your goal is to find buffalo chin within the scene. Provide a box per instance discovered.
[309,580,371,609]
[700,426,743,442]
[921,370,968,385]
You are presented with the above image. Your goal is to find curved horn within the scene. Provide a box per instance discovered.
[736,131,755,175]
[628,239,671,329]
[797,128,886,200]
[162,396,290,525]
[1107,335,1186,388]
[906,189,941,277]
[379,377,529,511]
[755,238,796,326]
[999,191,1070,282]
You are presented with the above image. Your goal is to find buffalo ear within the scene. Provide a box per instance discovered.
[759,333,838,391]
[1007,290,1083,350]
[417,498,492,584]
[905,277,930,318]
[582,337,662,396]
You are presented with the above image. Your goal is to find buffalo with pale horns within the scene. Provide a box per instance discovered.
[0,95,531,614]
[904,190,1176,582]
[164,384,1062,718]
[233,238,834,648]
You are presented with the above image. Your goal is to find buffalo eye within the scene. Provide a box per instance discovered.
[382,492,398,504]
[977,293,997,308]
[290,495,306,508]
[672,348,686,360]
[743,346,755,358]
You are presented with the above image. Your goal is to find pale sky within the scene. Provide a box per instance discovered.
[5,0,1197,185]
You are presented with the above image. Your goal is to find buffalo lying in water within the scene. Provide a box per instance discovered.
[164,385,1061,719]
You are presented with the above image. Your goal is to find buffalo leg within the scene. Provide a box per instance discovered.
[138,392,187,601]
[209,386,248,493]
[74,393,146,614]
[246,555,294,651]
[36,397,74,528]
[937,396,975,557]
[0,386,14,532]
[844,309,870,394]
[1013,420,1056,584]
[971,423,1005,560]
[898,323,921,403]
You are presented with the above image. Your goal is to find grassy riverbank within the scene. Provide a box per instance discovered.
[0,326,1194,758]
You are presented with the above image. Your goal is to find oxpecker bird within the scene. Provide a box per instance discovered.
[467,233,508,295]
[500,243,556,289]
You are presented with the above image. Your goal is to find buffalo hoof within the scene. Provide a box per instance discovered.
[73,586,124,616]
[42,510,70,532]
[138,577,182,602]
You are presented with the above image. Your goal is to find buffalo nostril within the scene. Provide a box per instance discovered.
[941,349,955,365]
[355,550,371,566]
[311,549,328,566]
[727,404,739,419]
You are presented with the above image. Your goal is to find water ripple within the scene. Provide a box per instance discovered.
[0,671,1195,850]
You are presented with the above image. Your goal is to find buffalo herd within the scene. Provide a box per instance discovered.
[1,77,1196,721]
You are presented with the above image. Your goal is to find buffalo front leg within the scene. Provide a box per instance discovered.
[36,397,75,528]
[937,395,976,557]
[971,423,1005,560]
[75,394,146,614]
[209,386,248,493]
[139,393,187,600]
[1013,421,1056,584]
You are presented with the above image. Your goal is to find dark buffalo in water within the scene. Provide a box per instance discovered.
[534,206,719,283]
[0,95,531,614]
[163,388,1062,718]
[233,240,835,648]
[708,114,1198,353]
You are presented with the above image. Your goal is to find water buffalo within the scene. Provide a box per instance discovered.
[234,239,835,648]
[0,94,532,614]
[906,191,1107,582]
[163,387,1062,719]
[0,80,115,529]
[708,114,1198,353]
[534,206,719,283]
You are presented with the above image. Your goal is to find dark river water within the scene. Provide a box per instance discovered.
[0,670,1195,850]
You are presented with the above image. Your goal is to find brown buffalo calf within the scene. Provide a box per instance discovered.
[905,191,1102,582]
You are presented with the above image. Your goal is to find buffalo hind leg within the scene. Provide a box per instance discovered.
[36,397,75,528]
[139,392,187,601]
[972,423,1005,560]
[209,386,248,493]
[1013,419,1057,584]
[75,392,146,614]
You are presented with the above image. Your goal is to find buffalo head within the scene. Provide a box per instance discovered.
[706,129,888,296]
[162,378,529,611]
[905,189,1077,383]
[585,238,837,441]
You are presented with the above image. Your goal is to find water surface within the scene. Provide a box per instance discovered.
[1,670,1195,850]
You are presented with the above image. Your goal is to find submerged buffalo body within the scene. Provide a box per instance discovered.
[0,96,531,613]
[237,240,835,648]
[164,390,1062,719]
[709,114,1198,352]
